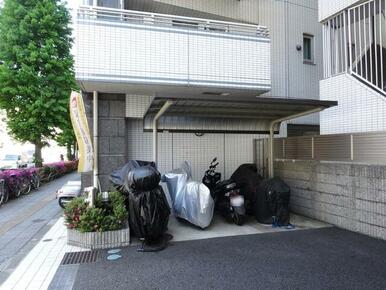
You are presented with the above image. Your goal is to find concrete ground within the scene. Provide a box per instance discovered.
[167,213,329,242]
[64,227,386,290]
[3,189,385,290]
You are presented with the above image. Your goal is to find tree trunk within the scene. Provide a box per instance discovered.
[66,143,72,161]
[34,142,43,167]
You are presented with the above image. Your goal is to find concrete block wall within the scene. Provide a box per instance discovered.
[275,159,386,240]
[81,93,127,191]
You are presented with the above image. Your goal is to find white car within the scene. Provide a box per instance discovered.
[56,181,82,209]
[0,154,27,169]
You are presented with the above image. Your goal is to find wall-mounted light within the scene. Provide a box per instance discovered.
[296,45,302,51]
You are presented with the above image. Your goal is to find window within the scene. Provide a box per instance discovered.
[97,0,122,9]
[303,34,314,64]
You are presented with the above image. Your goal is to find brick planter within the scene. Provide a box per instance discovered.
[67,227,130,250]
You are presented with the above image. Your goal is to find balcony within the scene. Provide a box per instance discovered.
[73,5,271,96]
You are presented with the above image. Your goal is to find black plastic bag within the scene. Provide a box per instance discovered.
[127,186,170,243]
[255,177,291,225]
[110,160,156,192]
[126,165,161,192]
[266,177,291,226]
[231,164,263,215]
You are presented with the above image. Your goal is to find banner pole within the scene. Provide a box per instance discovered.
[93,91,99,193]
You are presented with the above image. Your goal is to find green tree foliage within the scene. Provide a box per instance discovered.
[56,107,76,160]
[0,0,76,166]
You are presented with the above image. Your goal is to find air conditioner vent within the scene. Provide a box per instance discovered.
[202,92,230,96]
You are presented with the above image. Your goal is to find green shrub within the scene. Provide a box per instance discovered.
[64,191,128,233]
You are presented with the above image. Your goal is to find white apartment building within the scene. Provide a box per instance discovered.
[69,0,335,189]
[319,0,386,134]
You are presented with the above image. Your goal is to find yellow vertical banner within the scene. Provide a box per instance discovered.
[70,91,93,172]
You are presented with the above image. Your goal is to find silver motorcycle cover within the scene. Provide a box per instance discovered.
[162,162,214,229]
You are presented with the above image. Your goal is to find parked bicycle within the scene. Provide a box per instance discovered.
[19,170,32,195]
[0,179,7,205]
[6,171,24,198]
[30,169,41,190]
[0,160,78,207]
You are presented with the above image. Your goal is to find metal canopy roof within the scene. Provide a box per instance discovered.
[143,96,337,134]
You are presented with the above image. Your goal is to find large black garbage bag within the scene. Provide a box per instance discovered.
[255,177,291,226]
[110,160,156,192]
[127,186,170,243]
[267,177,291,226]
[126,166,161,191]
[231,164,263,215]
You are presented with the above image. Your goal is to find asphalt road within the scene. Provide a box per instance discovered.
[0,172,80,284]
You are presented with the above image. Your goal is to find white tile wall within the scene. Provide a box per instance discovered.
[74,19,271,90]
[318,0,361,21]
[320,74,386,134]
[127,120,262,180]
[125,94,154,118]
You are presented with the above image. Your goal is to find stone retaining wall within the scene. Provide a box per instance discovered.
[275,160,386,240]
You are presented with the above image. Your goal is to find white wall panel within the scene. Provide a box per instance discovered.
[126,120,264,180]
[74,20,271,90]
[172,133,225,180]
[153,0,261,24]
[258,0,322,125]
[320,74,386,134]
[224,134,262,177]
[127,120,173,174]
[319,0,362,21]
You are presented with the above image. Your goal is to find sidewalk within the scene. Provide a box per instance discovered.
[1,217,84,290]
[0,173,81,285]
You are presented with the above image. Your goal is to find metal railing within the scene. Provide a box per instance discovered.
[255,131,386,177]
[76,5,270,38]
[323,0,385,94]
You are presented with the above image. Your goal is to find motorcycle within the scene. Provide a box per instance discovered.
[202,157,221,194]
[203,158,246,226]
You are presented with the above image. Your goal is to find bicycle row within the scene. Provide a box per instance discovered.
[0,160,78,206]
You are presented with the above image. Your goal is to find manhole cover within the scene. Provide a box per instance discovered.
[107,249,121,254]
[61,251,98,265]
[107,254,122,261]
[32,219,46,223]
[42,239,52,242]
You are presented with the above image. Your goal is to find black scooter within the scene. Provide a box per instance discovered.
[203,158,246,226]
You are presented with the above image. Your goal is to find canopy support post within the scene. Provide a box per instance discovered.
[267,107,324,179]
[268,125,275,178]
[153,101,173,165]
[93,91,99,191]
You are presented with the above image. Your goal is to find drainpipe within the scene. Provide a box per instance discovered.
[153,101,173,166]
[93,91,99,191]
[268,107,324,179]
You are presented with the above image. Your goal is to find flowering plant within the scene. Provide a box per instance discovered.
[64,191,128,233]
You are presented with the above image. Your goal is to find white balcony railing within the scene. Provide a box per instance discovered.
[77,5,270,38]
[322,0,385,95]
[73,5,271,92]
